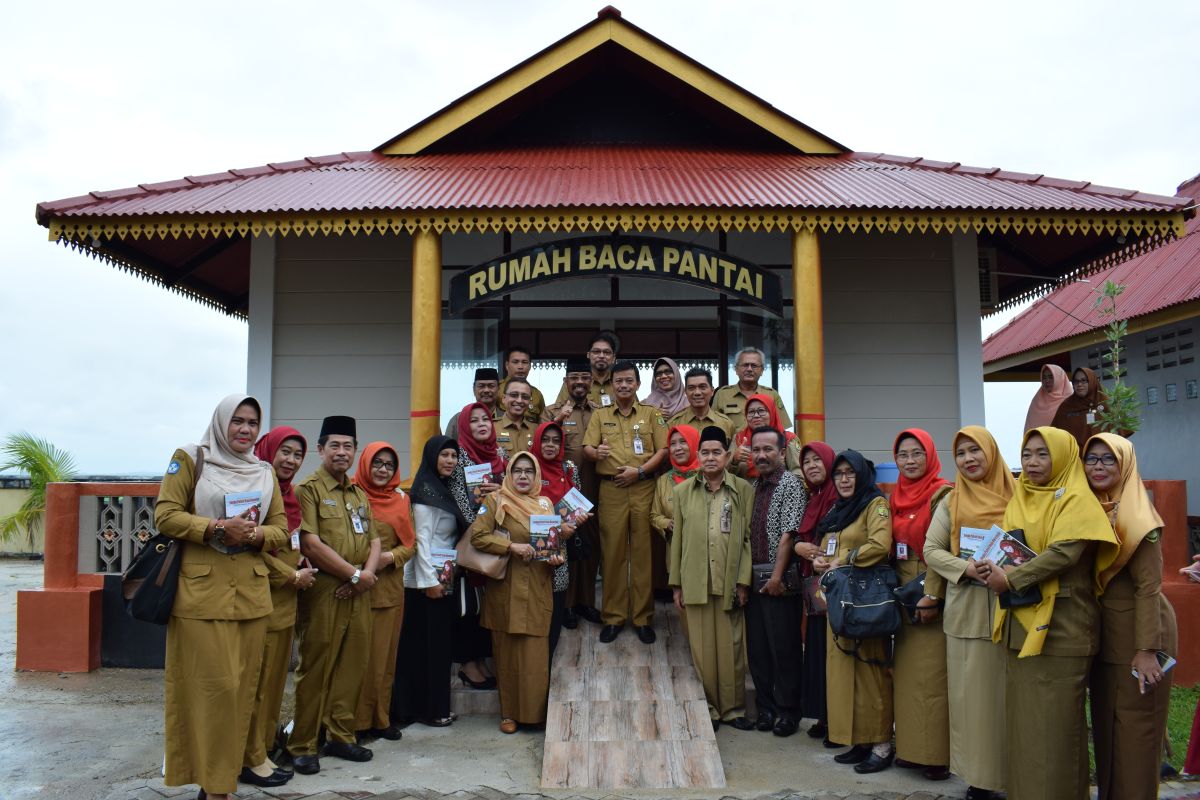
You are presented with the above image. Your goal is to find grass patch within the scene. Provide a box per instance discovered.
[1168,684,1200,772]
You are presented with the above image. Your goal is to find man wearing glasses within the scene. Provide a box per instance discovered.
[715,347,791,433]
[498,345,546,423]
[556,330,620,408]
[495,377,538,459]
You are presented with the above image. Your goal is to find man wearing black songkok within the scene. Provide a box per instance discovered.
[445,368,501,436]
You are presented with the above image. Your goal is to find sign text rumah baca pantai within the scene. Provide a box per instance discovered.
[449,235,784,315]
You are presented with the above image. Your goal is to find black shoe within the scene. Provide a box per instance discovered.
[754,711,776,731]
[965,788,994,800]
[458,669,497,689]
[923,764,950,781]
[854,750,895,774]
[635,625,656,644]
[197,791,206,800]
[599,624,623,643]
[576,605,603,624]
[711,718,721,731]
[355,729,374,745]
[807,721,827,738]
[271,766,293,779]
[372,724,403,741]
[823,737,843,749]
[323,740,373,762]
[291,754,320,775]
[833,744,870,764]
[563,608,579,629]
[239,766,290,787]
[773,717,798,737]
[729,716,756,731]
[895,757,925,769]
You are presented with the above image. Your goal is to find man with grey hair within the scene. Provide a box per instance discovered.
[714,347,791,433]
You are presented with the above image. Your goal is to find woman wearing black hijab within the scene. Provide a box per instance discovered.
[812,450,895,774]
[392,435,473,727]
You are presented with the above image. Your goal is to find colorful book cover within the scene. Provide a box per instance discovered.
[209,491,262,554]
[429,546,457,595]
[463,463,493,507]
[529,514,565,561]
[971,524,1037,567]
[553,486,594,526]
[958,526,991,561]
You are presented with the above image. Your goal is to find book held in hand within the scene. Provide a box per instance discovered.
[971,525,1037,567]
[210,491,262,554]
[429,546,457,595]
[554,486,594,526]
[958,526,991,560]
[529,514,565,561]
[463,463,493,508]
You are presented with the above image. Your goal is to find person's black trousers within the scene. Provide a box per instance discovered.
[745,591,804,720]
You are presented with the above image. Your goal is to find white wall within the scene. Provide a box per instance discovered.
[269,232,413,480]
[1070,320,1199,515]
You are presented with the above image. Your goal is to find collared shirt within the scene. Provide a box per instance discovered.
[494,414,537,459]
[667,406,737,442]
[296,466,377,566]
[555,371,615,408]
[542,397,600,465]
[582,401,668,475]
[714,383,791,432]
[750,468,807,564]
[498,377,546,423]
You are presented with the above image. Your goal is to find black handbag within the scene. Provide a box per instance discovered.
[997,529,1042,609]
[751,562,802,596]
[121,449,204,624]
[820,564,900,664]
[893,571,942,624]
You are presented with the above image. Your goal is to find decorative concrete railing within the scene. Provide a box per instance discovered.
[79,490,160,575]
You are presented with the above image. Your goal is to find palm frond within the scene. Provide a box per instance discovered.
[0,432,77,547]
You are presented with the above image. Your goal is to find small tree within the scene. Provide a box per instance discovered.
[0,433,78,548]
[1092,280,1141,435]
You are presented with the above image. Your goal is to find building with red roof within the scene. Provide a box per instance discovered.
[984,173,1200,513]
[35,7,1191,478]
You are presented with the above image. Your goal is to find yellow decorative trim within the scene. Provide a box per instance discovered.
[379,18,844,155]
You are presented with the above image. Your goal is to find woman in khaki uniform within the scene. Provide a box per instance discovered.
[888,428,952,781]
[813,450,895,773]
[923,426,1014,800]
[241,427,317,788]
[1085,433,1177,800]
[467,452,566,733]
[651,425,700,537]
[353,442,416,741]
[156,395,289,800]
[982,427,1119,800]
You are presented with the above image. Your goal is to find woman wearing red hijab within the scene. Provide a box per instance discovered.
[889,429,953,781]
[352,442,416,743]
[732,394,802,479]
[241,427,317,787]
[792,441,839,744]
[532,421,588,655]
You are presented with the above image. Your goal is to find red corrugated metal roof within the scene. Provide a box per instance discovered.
[983,213,1200,364]
[36,147,1190,222]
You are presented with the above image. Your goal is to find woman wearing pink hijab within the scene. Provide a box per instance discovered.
[1024,364,1072,432]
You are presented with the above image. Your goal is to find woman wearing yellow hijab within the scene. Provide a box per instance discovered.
[982,426,1118,800]
[922,426,1014,800]
[1084,433,1177,800]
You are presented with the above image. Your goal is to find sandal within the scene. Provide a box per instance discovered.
[500,718,518,734]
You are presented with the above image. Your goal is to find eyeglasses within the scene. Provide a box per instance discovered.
[832,470,856,480]
[371,459,397,471]
[1073,377,1091,385]
[588,348,614,356]
[510,467,536,476]
[1084,454,1117,467]
[895,450,926,462]
[654,369,673,378]
[745,407,770,418]
[738,362,763,371]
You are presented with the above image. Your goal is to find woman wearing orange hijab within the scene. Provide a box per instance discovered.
[352,442,416,742]
[923,426,1014,800]
[1085,433,1177,800]
[889,428,953,781]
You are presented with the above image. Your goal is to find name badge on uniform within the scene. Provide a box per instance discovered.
[351,514,365,534]
[564,420,576,426]
[720,502,731,533]
[825,536,837,557]
[896,542,909,560]
[290,530,301,550]
[1086,411,1096,425]
[600,393,612,407]
[632,436,644,455]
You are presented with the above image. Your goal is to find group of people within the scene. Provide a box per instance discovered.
[152,341,1179,800]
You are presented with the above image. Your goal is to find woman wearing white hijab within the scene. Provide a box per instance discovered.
[155,395,289,800]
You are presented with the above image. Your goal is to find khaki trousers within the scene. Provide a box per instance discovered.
[356,599,404,731]
[1091,658,1172,800]
[243,625,293,768]
[684,599,747,721]
[598,478,655,627]
[288,586,373,755]
[1006,651,1090,800]
[492,630,550,724]
[165,615,267,793]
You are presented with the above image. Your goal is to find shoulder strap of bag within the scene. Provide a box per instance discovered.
[832,631,894,667]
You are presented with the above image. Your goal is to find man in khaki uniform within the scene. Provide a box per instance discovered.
[669,367,737,441]
[714,346,791,432]
[543,357,602,625]
[583,360,668,644]
[495,377,537,459]
[498,345,546,422]
[556,330,618,407]
[288,416,381,774]
[445,368,500,436]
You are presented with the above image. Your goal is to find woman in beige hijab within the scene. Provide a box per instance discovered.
[1023,364,1072,432]
[1085,433,1177,800]
[155,395,289,800]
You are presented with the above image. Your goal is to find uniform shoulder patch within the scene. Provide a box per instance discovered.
[166,460,180,475]
[876,504,888,517]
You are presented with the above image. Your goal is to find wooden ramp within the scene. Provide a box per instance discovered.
[541,604,726,789]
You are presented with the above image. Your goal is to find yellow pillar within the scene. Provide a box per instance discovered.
[409,229,442,479]
[791,229,825,444]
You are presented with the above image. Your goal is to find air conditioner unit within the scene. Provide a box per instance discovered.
[978,247,1000,309]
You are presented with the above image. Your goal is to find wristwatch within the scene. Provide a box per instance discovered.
[213,520,225,538]
[350,569,362,585]
[637,467,647,481]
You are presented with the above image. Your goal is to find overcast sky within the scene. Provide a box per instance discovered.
[1,0,1195,475]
